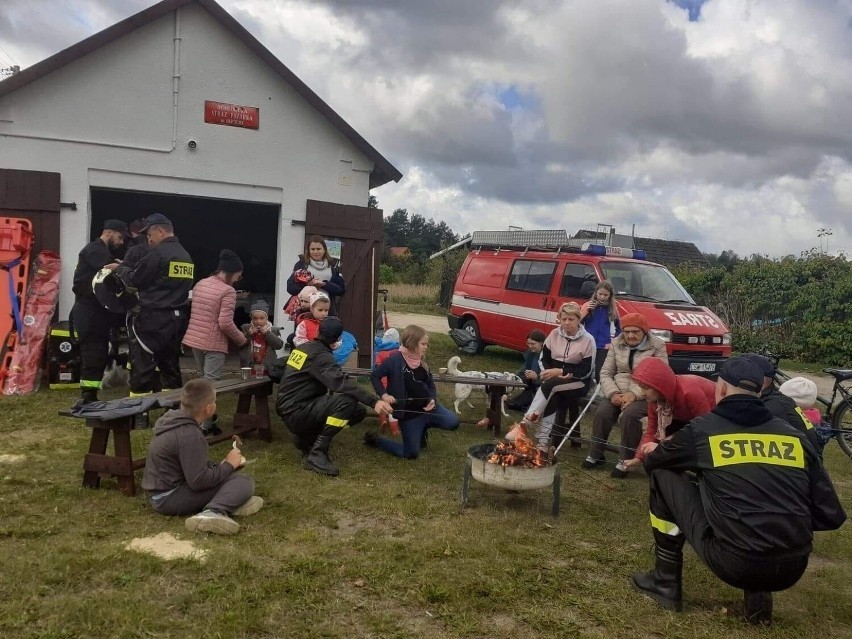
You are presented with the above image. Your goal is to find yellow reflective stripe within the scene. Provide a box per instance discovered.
[287,350,307,370]
[650,512,681,536]
[168,261,194,279]
[49,384,77,389]
[129,391,153,397]
[326,416,349,428]
[794,406,814,430]
[708,434,805,468]
[51,329,71,337]
[80,380,101,388]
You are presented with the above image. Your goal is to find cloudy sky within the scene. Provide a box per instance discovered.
[2,0,851,257]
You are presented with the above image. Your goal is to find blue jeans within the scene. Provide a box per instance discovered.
[375,404,459,459]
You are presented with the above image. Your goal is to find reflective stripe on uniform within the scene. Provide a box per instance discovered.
[326,416,349,428]
[650,512,681,536]
[129,391,153,397]
[794,406,814,430]
[80,379,101,389]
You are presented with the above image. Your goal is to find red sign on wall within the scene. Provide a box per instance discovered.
[204,100,259,130]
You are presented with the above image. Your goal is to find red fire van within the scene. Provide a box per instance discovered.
[447,230,730,376]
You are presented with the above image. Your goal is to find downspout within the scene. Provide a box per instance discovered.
[172,8,182,151]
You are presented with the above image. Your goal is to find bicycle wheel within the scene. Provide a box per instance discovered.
[831,399,852,458]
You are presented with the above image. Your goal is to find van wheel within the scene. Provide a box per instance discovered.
[462,319,486,353]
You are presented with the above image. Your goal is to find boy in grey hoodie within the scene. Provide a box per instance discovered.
[141,378,262,535]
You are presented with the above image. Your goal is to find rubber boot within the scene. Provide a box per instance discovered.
[631,530,684,611]
[743,590,772,626]
[303,427,341,476]
[81,389,98,404]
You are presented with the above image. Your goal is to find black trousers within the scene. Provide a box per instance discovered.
[649,468,809,592]
[282,394,367,445]
[129,308,188,394]
[72,301,110,393]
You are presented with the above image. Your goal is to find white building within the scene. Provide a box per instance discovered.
[0,0,400,349]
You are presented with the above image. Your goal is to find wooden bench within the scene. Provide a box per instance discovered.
[342,367,527,437]
[59,377,273,497]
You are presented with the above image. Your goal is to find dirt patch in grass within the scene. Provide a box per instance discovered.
[0,454,25,463]
[125,532,207,562]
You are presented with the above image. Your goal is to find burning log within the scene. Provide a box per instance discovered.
[487,424,554,468]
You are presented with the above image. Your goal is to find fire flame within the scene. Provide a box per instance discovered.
[487,423,553,468]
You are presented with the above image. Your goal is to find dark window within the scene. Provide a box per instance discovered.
[559,263,598,298]
[506,260,556,294]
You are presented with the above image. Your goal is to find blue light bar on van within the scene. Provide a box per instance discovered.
[580,243,647,260]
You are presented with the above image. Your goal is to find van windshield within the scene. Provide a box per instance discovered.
[600,261,695,304]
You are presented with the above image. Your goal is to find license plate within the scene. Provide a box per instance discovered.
[59,373,72,381]
[689,363,716,372]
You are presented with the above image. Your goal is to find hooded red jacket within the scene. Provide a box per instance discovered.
[631,357,716,460]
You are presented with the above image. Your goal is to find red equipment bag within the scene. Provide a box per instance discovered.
[3,251,62,395]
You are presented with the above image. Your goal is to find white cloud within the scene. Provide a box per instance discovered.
[3,0,851,257]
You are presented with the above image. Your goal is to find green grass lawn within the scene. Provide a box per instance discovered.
[0,334,849,638]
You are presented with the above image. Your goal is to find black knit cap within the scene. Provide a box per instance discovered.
[719,357,763,392]
[217,249,244,273]
[318,317,344,345]
[103,219,128,235]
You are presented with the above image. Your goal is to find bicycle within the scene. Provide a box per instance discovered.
[766,352,852,459]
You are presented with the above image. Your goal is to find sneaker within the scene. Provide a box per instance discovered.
[185,510,240,535]
[363,431,380,448]
[581,457,606,469]
[610,461,628,479]
[232,496,264,517]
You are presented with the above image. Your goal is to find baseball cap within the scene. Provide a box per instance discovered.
[318,317,344,344]
[741,353,776,379]
[139,213,172,232]
[719,357,763,393]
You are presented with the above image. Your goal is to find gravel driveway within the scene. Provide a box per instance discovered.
[389,312,835,397]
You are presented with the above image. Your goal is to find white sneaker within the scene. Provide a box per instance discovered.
[185,510,240,535]
[232,496,264,517]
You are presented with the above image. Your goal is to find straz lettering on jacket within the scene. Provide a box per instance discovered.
[287,349,307,370]
[709,433,805,468]
[169,261,195,279]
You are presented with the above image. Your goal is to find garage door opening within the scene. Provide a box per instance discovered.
[91,188,280,323]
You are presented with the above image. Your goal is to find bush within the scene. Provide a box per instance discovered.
[379,263,397,284]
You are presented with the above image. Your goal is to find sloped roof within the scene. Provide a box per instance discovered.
[572,229,708,268]
[0,0,402,189]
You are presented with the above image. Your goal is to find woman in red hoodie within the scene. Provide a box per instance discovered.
[624,357,716,472]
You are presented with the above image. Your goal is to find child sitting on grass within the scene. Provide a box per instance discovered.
[293,292,330,346]
[141,378,263,535]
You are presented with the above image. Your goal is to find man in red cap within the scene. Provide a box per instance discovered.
[583,312,668,478]
[632,356,845,625]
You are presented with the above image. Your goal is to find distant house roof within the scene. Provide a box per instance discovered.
[572,229,708,268]
[389,247,411,258]
[0,0,402,189]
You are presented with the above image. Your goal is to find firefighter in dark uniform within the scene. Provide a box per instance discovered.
[119,218,151,383]
[71,219,128,403]
[742,352,824,455]
[631,357,845,625]
[276,317,393,477]
[116,213,193,396]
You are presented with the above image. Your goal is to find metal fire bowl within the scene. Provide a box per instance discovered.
[467,443,557,491]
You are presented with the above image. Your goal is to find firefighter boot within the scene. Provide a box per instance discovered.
[743,591,772,626]
[630,531,684,612]
[303,427,341,477]
[81,389,98,404]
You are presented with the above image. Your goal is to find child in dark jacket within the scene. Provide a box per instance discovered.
[240,299,284,376]
[141,379,262,535]
[506,329,546,411]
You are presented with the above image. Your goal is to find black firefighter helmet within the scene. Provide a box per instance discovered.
[92,268,138,313]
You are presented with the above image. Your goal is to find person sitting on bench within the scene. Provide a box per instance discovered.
[141,378,263,535]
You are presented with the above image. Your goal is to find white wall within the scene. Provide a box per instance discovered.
[0,3,376,315]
